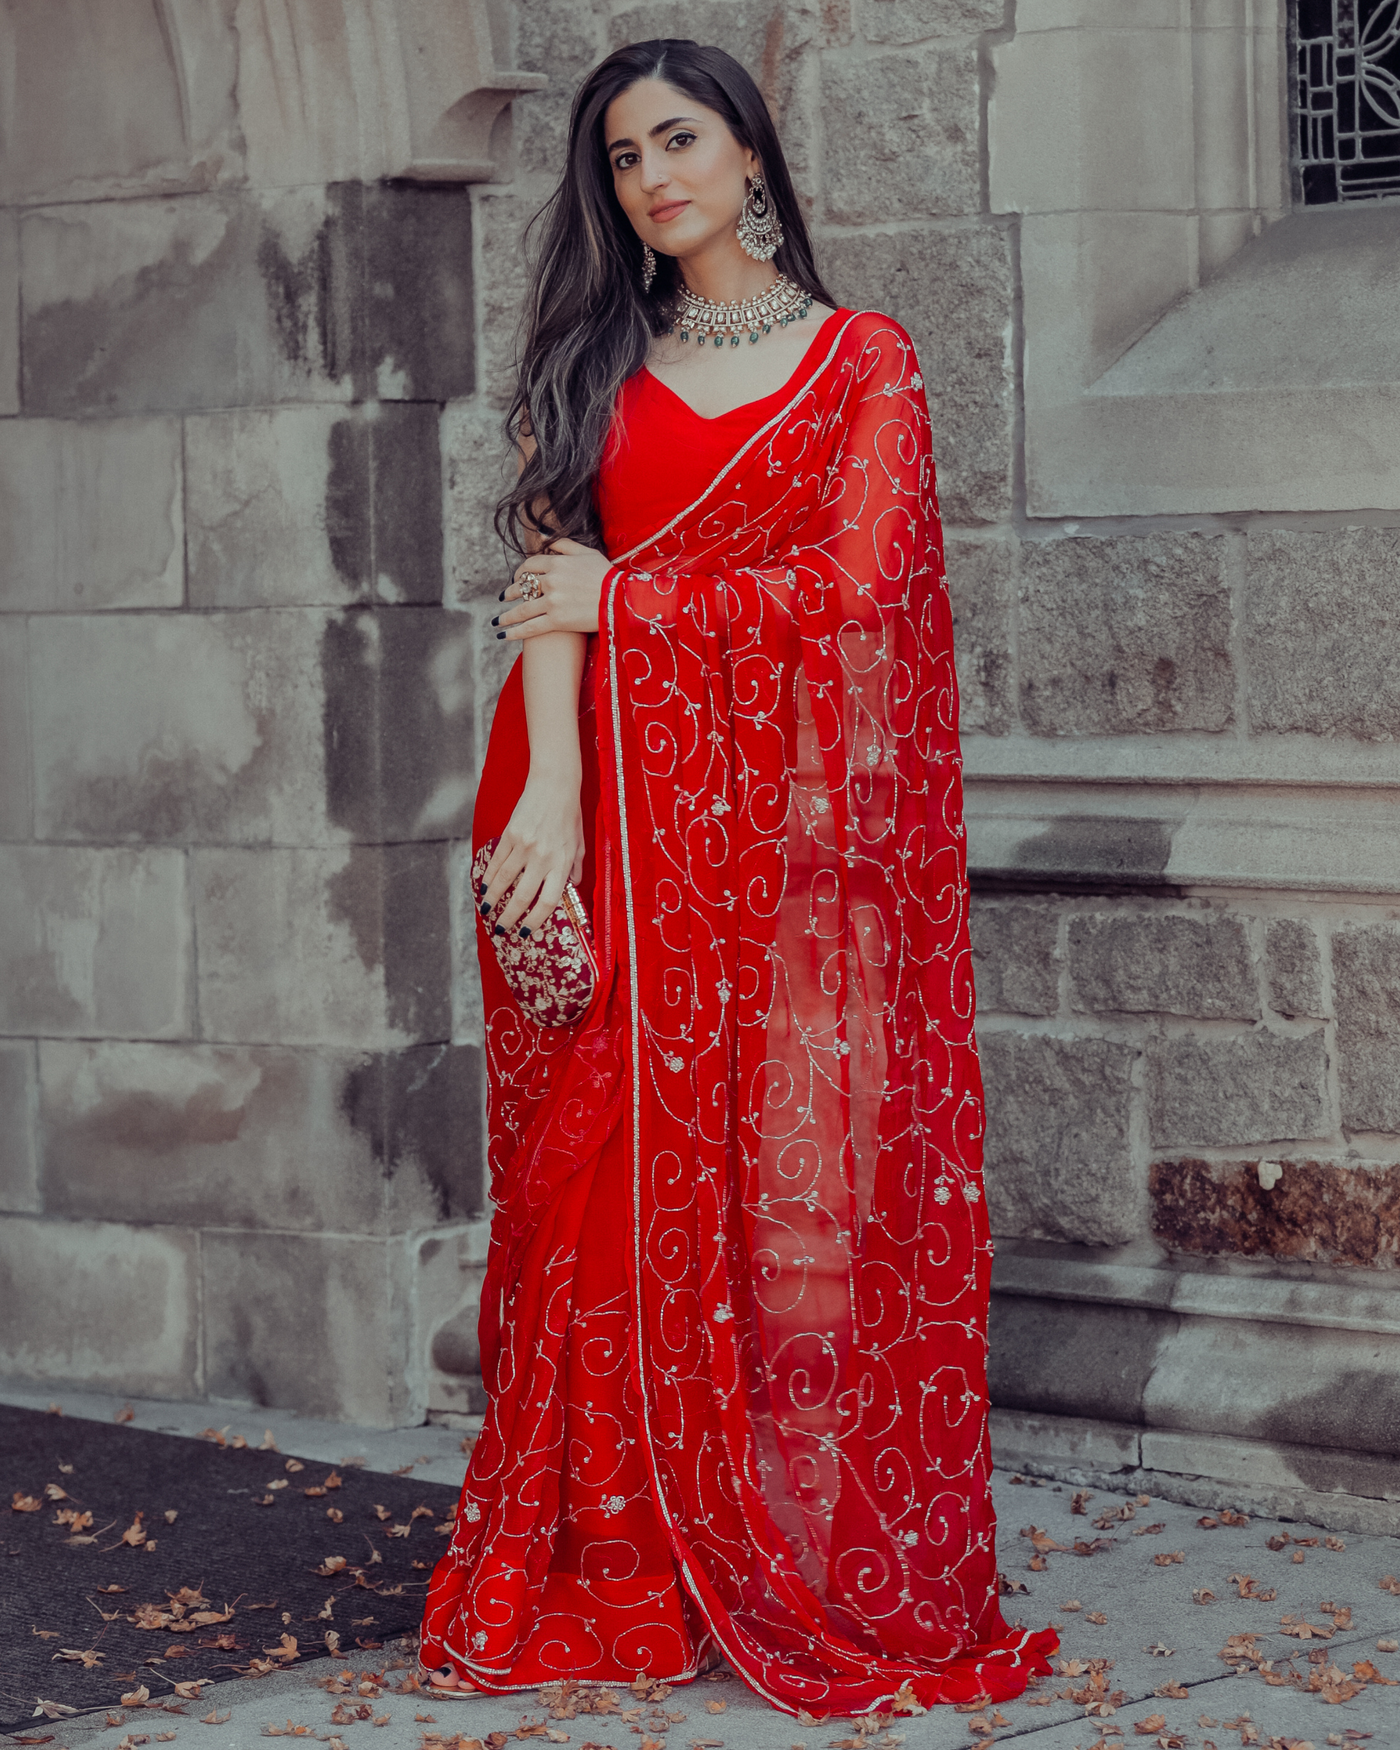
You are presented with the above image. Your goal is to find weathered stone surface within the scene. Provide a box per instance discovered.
[0,620,30,839]
[0,211,18,414]
[817,227,1013,524]
[979,1030,1141,1244]
[360,183,475,403]
[1146,1316,1400,1464]
[1019,534,1233,734]
[1246,529,1400,739]
[1068,911,1258,1020]
[0,1214,199,1396]
[1148,1029,1331,1150]
[0,1043,39,1214]
[945,537,1013,734]
[0,417,182,610]
[611,2,823,192]
[970,898,1059,1016]
[0,847,189,1038]
[320,608,476,842]
[515,0,604,180]
[473,188,541,412]
[859,0,1005,40]
[187,402,443,608]
[989,1296,1166,1424]
[1265,917,1325,1020]
[38,1039,483,1235]
[822,48,980,222]
[0,0,241,205]
[1332,923,1400,1133]
[445,399,514,600]
[1151,1157,1400,1268]
[414,1222,491,1418]
[193,845,450,1048]
[30,611,328,845]
[21,185,473,417]
[203,1232,407,1425]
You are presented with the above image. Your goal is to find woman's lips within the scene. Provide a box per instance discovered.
[649,200,690,223]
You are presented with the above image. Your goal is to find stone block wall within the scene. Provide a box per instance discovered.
[0,2,502,1427]
[4,0,1399,1502]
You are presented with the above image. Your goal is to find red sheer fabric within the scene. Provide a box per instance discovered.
[422,312,1057,1715]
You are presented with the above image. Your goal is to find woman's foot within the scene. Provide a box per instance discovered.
[419,1661,476,1693]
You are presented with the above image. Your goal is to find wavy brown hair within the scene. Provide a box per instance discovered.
[496,39,836,556]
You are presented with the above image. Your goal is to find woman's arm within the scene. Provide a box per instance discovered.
[479,442,609,937]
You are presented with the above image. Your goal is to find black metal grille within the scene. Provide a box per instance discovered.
[1292,0,1400,203]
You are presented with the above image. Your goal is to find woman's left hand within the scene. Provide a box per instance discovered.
[496,539,613,640]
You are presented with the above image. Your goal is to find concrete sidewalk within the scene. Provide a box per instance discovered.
[4,1385,1397,1750]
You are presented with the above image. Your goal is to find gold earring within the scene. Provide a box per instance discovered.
[736,172,782,261]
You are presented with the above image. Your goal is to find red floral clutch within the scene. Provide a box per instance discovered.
[471,837,599,1028]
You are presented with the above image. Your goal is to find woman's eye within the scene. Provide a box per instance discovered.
[613,152,638,172]
[666,131,696,150]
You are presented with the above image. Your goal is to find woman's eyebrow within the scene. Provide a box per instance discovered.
[607,117,699,153]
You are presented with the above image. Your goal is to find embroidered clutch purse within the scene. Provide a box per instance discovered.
[471,837,599,1028]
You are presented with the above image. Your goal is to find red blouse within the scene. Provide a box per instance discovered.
[596,309,850,556]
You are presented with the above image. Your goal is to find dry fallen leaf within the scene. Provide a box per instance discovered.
[1154,1682,1189,1699]
[12,1491,43,1512]
[1325,1536,1345,1551]
[1062,1600,1083,1612]
[1086,1612,1108,1625]
[115,1404,136,1423]
[1376,1638,1399,1653]
[1133,1524,1167,1537]
[202,1709,233,1724]
[120,1685,152,1707]
[1380,1575,1400,1595]
[1280,1616,1335,1641]
[1134,1716,1168,1736]
[1153,1552,1185,1567]
[1192,1588,1216,1605]
[51,1647,105,1668]
[705,1701,727,1714]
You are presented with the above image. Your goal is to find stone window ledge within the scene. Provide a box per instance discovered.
[964,778,1400,894]
[1090,205,1400,399]
[1026,204,1400,516]
[991,1246,1400,1336]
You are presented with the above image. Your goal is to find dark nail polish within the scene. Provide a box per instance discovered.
[492,925,506,937]
[491,616,499,627]
[518,925,532,939]
[479,901,491,917]
[498,590,505,602]
[495,631,505,640]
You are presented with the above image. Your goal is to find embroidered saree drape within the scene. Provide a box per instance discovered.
[422,312,1057,1716]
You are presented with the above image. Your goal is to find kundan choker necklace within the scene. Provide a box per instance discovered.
[670,273,813,348]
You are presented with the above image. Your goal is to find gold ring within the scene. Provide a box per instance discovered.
[520,573,544,600]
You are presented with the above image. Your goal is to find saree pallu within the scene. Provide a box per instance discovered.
[422,311,1057,1716]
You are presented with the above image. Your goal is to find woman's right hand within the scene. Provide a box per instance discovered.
[479,770,585,937]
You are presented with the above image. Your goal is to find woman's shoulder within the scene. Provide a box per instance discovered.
[831,307,919,356]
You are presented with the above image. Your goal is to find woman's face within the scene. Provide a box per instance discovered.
[604,78,759,263]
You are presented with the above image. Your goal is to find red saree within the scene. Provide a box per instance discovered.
[422,311,1057,1716]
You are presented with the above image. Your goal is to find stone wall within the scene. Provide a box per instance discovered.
[3,0,1399,1512]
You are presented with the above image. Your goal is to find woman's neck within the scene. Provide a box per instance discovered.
[676,240,779,306]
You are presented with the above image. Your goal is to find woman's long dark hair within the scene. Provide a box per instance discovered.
[496,39,836,555]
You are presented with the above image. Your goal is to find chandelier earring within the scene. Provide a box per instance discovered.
[736,171,783,262]
[640,242,657,294]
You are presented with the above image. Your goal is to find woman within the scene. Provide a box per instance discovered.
[420,38,1057,1718]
